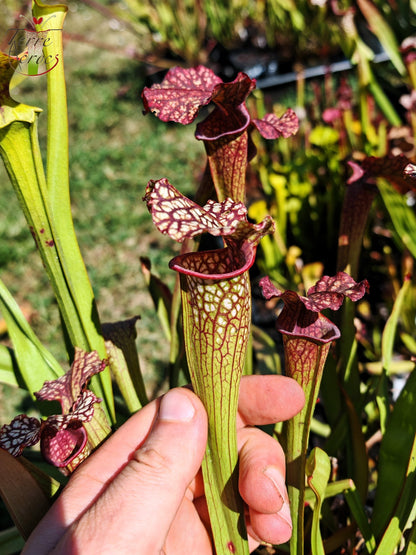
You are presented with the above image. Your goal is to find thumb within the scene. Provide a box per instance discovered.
[56,388,208,554]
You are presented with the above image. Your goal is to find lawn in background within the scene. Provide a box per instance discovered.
[0,1,205,424]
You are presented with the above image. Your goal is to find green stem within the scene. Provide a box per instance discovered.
[286,419,307,553]
[32,0,114,421]
[286,391,318,554]
[283,337,332,555]
[180,272,250,554]
[0,120,85,336]
[201,399,245,555]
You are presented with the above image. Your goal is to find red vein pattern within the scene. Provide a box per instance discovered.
[183,273,251,390]
[202,131,250,203]
[144,178,274,279]
[144,178,247,241]
[142,65,298,205]
[282,336,332,388]
[35,348,107,413]
[180,267,251,552]
[348,154,416,194]
[144,175,275,552]
[252,108,299,139]
[260,272,368,343]
[305,272,370,310]
[142,65,222,124]
[0,350,105,468]
[40,419,87,468]
[0,415,40,457]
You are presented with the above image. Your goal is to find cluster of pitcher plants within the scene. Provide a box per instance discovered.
[0,1,415,554]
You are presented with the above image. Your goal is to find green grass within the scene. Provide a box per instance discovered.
[0,6,205,412]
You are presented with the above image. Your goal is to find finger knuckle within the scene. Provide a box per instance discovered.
[130,446,171,476]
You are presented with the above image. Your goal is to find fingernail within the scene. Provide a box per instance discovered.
[263,466,287,505]
[277,499,292,530]
[263,467,292,530]
[159,389,196,422]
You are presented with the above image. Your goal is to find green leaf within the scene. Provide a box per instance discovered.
[0,278,63,395]
[356,0,406,76]
[0,346,20,387]
[401,332,416,356]
[102,317,148,412]
[375,371,390,436]
[372,368,416,539]
[375,443,416,553]
[382,276,412,374]
[0,527,24,554]
[105,339,143,413]
[345,389,368,502]
[378,179,416,258]
[343,482,377,553]
[31,0,115,422]
[304,478,376,552]
[18,455,62,499]
[306,447,331,555]
[404,520,416,553]
[140,257,172,342]
[309,125,339,147]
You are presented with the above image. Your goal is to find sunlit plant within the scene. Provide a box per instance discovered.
[142,64,297,553]
[144,178,274,553]
[0,349,107,471]
[0,1,416,554]
[260,272,369,553]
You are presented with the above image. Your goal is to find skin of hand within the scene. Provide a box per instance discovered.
[22,374,305,555]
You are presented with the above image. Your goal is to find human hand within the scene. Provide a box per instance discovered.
[23,375,304,554]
